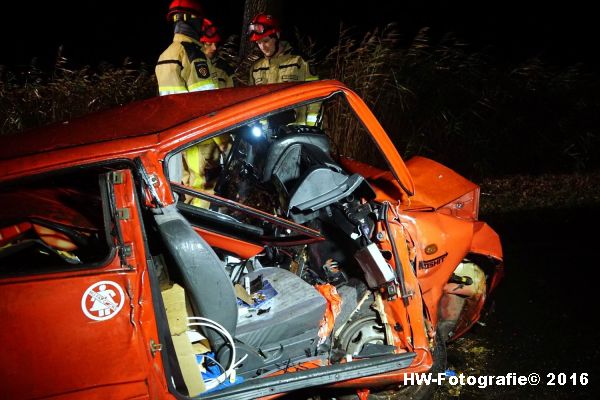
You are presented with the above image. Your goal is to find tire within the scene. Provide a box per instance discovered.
[332,333,447,400]
[389,334,447,400]
[326,294,447,400]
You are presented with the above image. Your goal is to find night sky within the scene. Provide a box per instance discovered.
[0,1,597,68]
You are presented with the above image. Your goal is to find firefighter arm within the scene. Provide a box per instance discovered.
[213,134,232,154]
[215,68,234,89]
[156,61,188,95]
[225,74,234,88]
[180,150,193,188]
[181,146,206,207]
[156,46,188,96]
[302,58,319,83]
[181,142,222,208]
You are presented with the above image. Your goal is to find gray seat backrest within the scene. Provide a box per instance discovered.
[262,132,331,183]
[154,205,238,347]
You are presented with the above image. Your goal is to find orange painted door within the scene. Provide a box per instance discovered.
[0,169,160,399]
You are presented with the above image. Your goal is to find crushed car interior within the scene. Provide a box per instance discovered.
[0,167,119,275]
[156,94,418,395]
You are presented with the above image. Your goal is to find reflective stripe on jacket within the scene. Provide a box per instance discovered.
[156,33,218,96]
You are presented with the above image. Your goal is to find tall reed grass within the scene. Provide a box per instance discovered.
[315,25,600,178]
[1,27,598,178]
[0,53,155,135]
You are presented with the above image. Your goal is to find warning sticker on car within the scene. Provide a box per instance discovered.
[81,281,125,321]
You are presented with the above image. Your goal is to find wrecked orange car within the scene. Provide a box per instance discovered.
[0,80,502,399]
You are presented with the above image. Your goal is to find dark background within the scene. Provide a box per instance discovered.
[1,1,599,398]
[0,1,597,68]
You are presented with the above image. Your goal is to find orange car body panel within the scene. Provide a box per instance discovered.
[0,170,170,399]
[0,80,502,398]
[405,156,478,210]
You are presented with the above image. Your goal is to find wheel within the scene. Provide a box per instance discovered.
[387,333,447,400]
[337,315,386,356]
[334,321,447,400]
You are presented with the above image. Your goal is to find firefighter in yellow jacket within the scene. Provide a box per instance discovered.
[157,1,227,208]
[248,14,320,125]
[180,135,230,208]
[200,19,234,89]
[155,0,217,95]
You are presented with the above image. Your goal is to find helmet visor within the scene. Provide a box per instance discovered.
[248,23,269,35]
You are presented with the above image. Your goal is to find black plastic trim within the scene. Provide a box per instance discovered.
[199,352,416,399]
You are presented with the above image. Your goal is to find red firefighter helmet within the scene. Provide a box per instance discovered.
[248,14,280,42]
[200,19,221,43]
[166,0,204,21]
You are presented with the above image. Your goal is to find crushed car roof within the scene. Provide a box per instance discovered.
[0,83,297,161]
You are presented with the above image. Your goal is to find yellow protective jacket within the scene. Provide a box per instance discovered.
[249,41,320,125]
[181,138,222,208]
[155,33,218,95]
[214,66,234,89]
[249,41,317,85]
